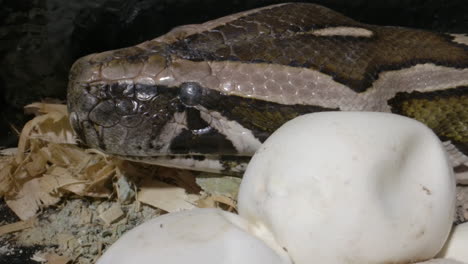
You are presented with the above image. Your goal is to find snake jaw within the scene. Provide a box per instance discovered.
[67,45,254,157]
[68,80,182,156]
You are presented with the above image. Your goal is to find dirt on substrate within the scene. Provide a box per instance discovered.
[0,198,162,264]
[455,186,468,224]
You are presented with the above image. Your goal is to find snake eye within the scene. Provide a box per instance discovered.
[179,82,202,106]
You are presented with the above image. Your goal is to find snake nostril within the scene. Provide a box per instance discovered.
[135,83,157,101]
[107,80,136,99]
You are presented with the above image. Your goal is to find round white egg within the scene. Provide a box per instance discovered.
[438,222,468,262]
[417,259,467,264]
[238,112,456,264]
[96,208,291,264]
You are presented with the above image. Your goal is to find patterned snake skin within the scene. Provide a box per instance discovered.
[67,3,468,177]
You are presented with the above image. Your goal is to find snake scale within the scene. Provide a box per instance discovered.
[67,3,468,179]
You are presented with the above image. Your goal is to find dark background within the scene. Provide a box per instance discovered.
[1,0,468,148]
[0,1,468,263]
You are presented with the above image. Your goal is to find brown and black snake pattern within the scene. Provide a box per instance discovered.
[67,3,468,177]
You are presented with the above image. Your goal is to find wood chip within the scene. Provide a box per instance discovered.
[24,152,48,177]
[56,233,76,251]
[47,144,88,167]
[44,253,71,264]
[41,167,87,194]
[0,162,13,196]
[40,165,112,198]
[196,194,237,210]
[196,195,217,208]
[0,148,18,156]
[5,178,61,220]
[99,204,125,225]
[16,103,76,164]
[16,114,39,163]
[0,218,36,235]
[30,252,48,262]
[196,175,241,199]
[80,207,93,225]
[24,102,68,116]
[137,178,199,212]
[27,105,76,145]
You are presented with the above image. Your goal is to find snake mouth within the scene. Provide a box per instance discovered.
[68,75,184,155]
[67,50,336,157]
[67,45,189,156]
[67,52,243,156]
[66,42,261,157]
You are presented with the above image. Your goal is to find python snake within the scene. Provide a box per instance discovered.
[67,3,468,180]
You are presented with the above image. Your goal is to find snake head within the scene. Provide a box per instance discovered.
[67,44,193,156]
[67,43,252,158]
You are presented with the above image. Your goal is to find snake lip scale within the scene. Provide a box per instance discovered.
[67,3,468,179]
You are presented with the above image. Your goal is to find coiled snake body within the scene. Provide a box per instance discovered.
[67,3,468,179]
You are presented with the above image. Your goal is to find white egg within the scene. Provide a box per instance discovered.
[96,208,291,264]
[238,112,456,264]
[438,222,468,262]
[417,258,467,264]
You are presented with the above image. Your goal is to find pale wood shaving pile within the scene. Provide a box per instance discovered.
[0,102,240,263]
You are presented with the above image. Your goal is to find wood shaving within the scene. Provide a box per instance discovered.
[23,152,48,177]
[6,178,61,220]
[0,103,117,218]
[137,177,200,212]
[99,204,125,226]
[0,218,36,236]
[196,174,241,199]
[0,102,239,263]
[32,251,72,264]
[0,103,235,221]
[0,160,14,196]
[0,148,18,156]
[196,194,237,211]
